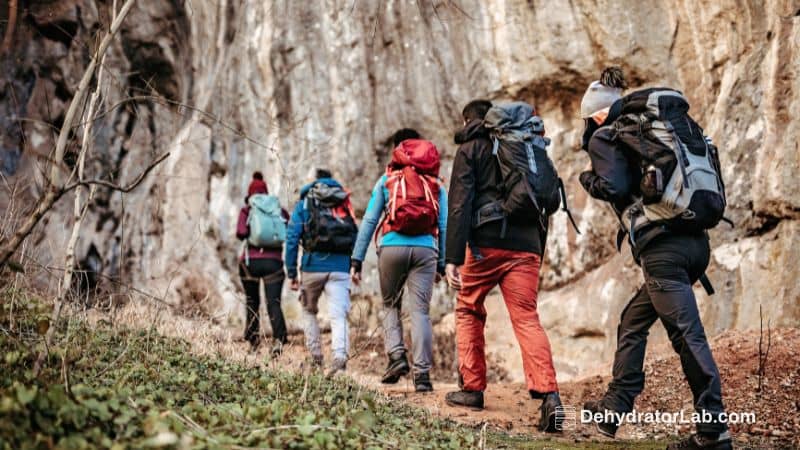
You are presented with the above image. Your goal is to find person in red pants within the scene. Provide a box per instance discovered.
[444,99,563,433]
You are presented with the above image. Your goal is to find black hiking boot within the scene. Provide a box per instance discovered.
[413,372,433,392]
[582,400,619,438]
[537,392,564,433]
[381,352,410,384]
[248,337,262,353]
[666,431,732,450]
[270,340,283,357]
[445,390,484,410]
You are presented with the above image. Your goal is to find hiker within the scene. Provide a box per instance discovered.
[286,168,358,375]
[444,99,565,433]
[350,128,447,393]
[578,67,731,450]
[236,171,289,355]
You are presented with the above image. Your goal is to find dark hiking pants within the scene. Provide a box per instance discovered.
[239,259,287,345]
[603,233,727,434]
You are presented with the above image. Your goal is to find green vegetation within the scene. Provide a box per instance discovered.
[0,291,476,449]
[0,289,665,449]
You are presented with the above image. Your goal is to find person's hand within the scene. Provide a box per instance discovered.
[350,260,362,286]
[445,264,462,290]
[435,266,445,284]
[289,278,300,291]
[350,267,361,286]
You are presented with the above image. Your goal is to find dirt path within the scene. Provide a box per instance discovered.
[99,303,799,449]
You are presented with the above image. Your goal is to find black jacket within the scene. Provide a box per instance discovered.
[579,125,640,212]
[445,120,543,266]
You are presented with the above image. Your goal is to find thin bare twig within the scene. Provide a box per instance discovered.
[1,0,18,55]
[63,152,171,193]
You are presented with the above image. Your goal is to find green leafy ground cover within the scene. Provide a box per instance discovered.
[0,289,665,449]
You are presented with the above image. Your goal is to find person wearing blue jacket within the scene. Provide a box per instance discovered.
[350,129,447,392]
[286,169,356,375]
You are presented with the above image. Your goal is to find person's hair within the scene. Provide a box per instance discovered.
[462,99,492,122]
[600,66,627,89]
[391,128,421,146]
[252,171,264,180]
[315,168,333,179]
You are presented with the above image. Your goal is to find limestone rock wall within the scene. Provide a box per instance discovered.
[2,0,798,379]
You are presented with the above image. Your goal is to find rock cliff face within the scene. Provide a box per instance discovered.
[2,0,798,380]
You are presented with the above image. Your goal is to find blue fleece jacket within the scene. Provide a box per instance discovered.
[351,174,447,269]
[285,178,352,279]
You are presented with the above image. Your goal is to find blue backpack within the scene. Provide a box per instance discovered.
[247,194,286,248]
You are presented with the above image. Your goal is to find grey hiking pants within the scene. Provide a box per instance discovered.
[378,246,437,374]
[603,233,727,434]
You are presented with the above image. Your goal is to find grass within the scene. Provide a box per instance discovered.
[0,287,667,449]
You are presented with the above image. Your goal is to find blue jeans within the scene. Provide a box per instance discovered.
[299,271,351,362]
[603,232,727,434]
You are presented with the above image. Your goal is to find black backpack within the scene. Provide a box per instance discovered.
[480,102,579,235]
[302,183,358,254]
[612,88,727,233]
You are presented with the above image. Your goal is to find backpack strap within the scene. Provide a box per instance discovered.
[699,273,715,296]
[558,178,581,234]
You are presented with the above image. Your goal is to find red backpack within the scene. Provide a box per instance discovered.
[378,139,442,238]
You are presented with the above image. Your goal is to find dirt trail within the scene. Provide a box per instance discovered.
[99,303,800,448]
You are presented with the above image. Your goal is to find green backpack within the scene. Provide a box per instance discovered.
[247,194,286,248]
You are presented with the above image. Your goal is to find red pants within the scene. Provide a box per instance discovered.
[456,247,558,393]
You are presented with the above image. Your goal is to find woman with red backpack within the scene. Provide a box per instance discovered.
[350,129,448,393]
[236,172,289,356]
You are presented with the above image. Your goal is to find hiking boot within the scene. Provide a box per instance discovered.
[666,432,732,450]
[270,340,283,357]
[381,352,410,384]
[538,392,563,433]
[413,372,433,392]
[310,354,324,369]
[582,400,619,438]
[326,357,347,378]
[248,337,262,353]
[445,390,484,410]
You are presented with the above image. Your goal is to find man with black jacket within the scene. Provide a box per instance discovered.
[578,69,732,450]
[444,99,563,433]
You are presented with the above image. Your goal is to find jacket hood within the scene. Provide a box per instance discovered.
[454,119,489,144]
[299,177,342,198]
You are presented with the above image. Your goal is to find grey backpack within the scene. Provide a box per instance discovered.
[613,88,727,235]
[481,101,579,235]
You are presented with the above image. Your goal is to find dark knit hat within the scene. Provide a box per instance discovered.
[247,171,268,196]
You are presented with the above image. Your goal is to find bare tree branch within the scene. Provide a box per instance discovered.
[1,0,18,55]
[0,0,137,270]
[63,151,171,193]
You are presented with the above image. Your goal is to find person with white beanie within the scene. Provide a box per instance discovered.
[577,67,733,450]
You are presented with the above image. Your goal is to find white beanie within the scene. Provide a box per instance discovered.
[580,81,623,118]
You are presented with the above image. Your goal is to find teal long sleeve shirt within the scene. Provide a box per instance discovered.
[351,175,447,269]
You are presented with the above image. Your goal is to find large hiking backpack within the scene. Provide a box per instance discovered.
[481,101,578,234]
[379,139,442,238]
[302,183,359,254]
[612,88,727,233]
[247,194,286,248]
